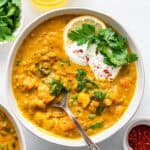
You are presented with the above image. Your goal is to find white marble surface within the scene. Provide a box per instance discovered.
[0,0,150,149]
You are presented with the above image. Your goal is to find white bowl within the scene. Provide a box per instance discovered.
[0,103,26,150]
[6,8,145,147]
[123,118,150,150]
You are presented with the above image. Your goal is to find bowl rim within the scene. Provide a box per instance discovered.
[0,103,26,150]
[5,7,145,147]
[123,118,150,150]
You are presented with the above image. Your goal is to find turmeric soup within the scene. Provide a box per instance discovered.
[12,15,137,139]
[0,110,20,149]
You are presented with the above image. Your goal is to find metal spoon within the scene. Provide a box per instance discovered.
[51,93,101,150]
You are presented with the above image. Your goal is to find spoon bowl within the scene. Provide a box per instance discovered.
[51,93,101,150]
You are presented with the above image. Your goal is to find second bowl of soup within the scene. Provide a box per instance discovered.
[0,104,26,150]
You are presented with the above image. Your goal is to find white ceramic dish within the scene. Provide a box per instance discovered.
[123,118,150,150]
[0,0,24,45]
[6,8,145,147]
[0,103,26,150]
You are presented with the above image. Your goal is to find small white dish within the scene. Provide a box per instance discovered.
[0,103,26,150]
[123,118,150,150]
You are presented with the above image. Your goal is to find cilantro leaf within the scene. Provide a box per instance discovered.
[7,5,17,17]
[92,90,106,101]
[76,69,98,92]
[97,28,137,67]
[98,28,126,50]
[38,64,50,76]
[76,69,86,81]
[68,24,96,45]
[70,94,78,104]
[12,0,21,6]
[0,0,21,42]
[50,79,66,97]
[0,25,13,41]
[0,0,7,7]
[96,106,105,115]
[89,122,103,129]
[68,23,138,67]
[127,53,138,63]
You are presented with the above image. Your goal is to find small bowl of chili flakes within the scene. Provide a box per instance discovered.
[123,118,150,150]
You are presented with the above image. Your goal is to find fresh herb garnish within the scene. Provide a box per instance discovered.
[0,0,7,7]
[50,79,66,97]
[91,90,106,101]
[38,64,50,76]
[126,53,138,63]
[76,69,98,92]
[89,122,103,129]
[0,0,21,42]
[70,94,78,104]
[68,23,97,46]
[68,24,138,67]
[12,0,21,7]
[97,28,138,67]
[96,106,105,115]
[4,127,11,132]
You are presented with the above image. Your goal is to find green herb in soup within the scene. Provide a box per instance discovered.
[89,122,104,129]
[76,69,98,92]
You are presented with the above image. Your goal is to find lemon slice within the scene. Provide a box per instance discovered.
[32,0,67,8]
[64,16,106,45]
[64,16,106,65]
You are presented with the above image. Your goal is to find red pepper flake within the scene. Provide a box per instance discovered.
[73,49,83,54]
[78,49,83,53]
[96,65,101,69]
[128,124,150,150]
[103,69,110,74]
[85,56,89,62]
[103,69,112,77]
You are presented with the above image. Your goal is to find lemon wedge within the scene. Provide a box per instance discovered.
[64,16,106,65]
[64,16,106,45]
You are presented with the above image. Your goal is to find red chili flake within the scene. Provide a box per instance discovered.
[103,69,110,74]
[96,65,101,69]
[85,56,89,62]
[78,49,83,53]
[73,49,83,54]
[128,124,150,150]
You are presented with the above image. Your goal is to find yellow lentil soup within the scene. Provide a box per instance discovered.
[12,15,137,139]
[0,110,20,149]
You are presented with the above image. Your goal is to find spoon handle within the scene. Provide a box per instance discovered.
[65,108,101,150]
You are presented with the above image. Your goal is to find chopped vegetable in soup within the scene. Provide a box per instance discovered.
[12,15,137,139]
[0,110,20,149]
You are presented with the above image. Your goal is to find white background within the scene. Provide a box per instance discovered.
[0,0,150,149]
